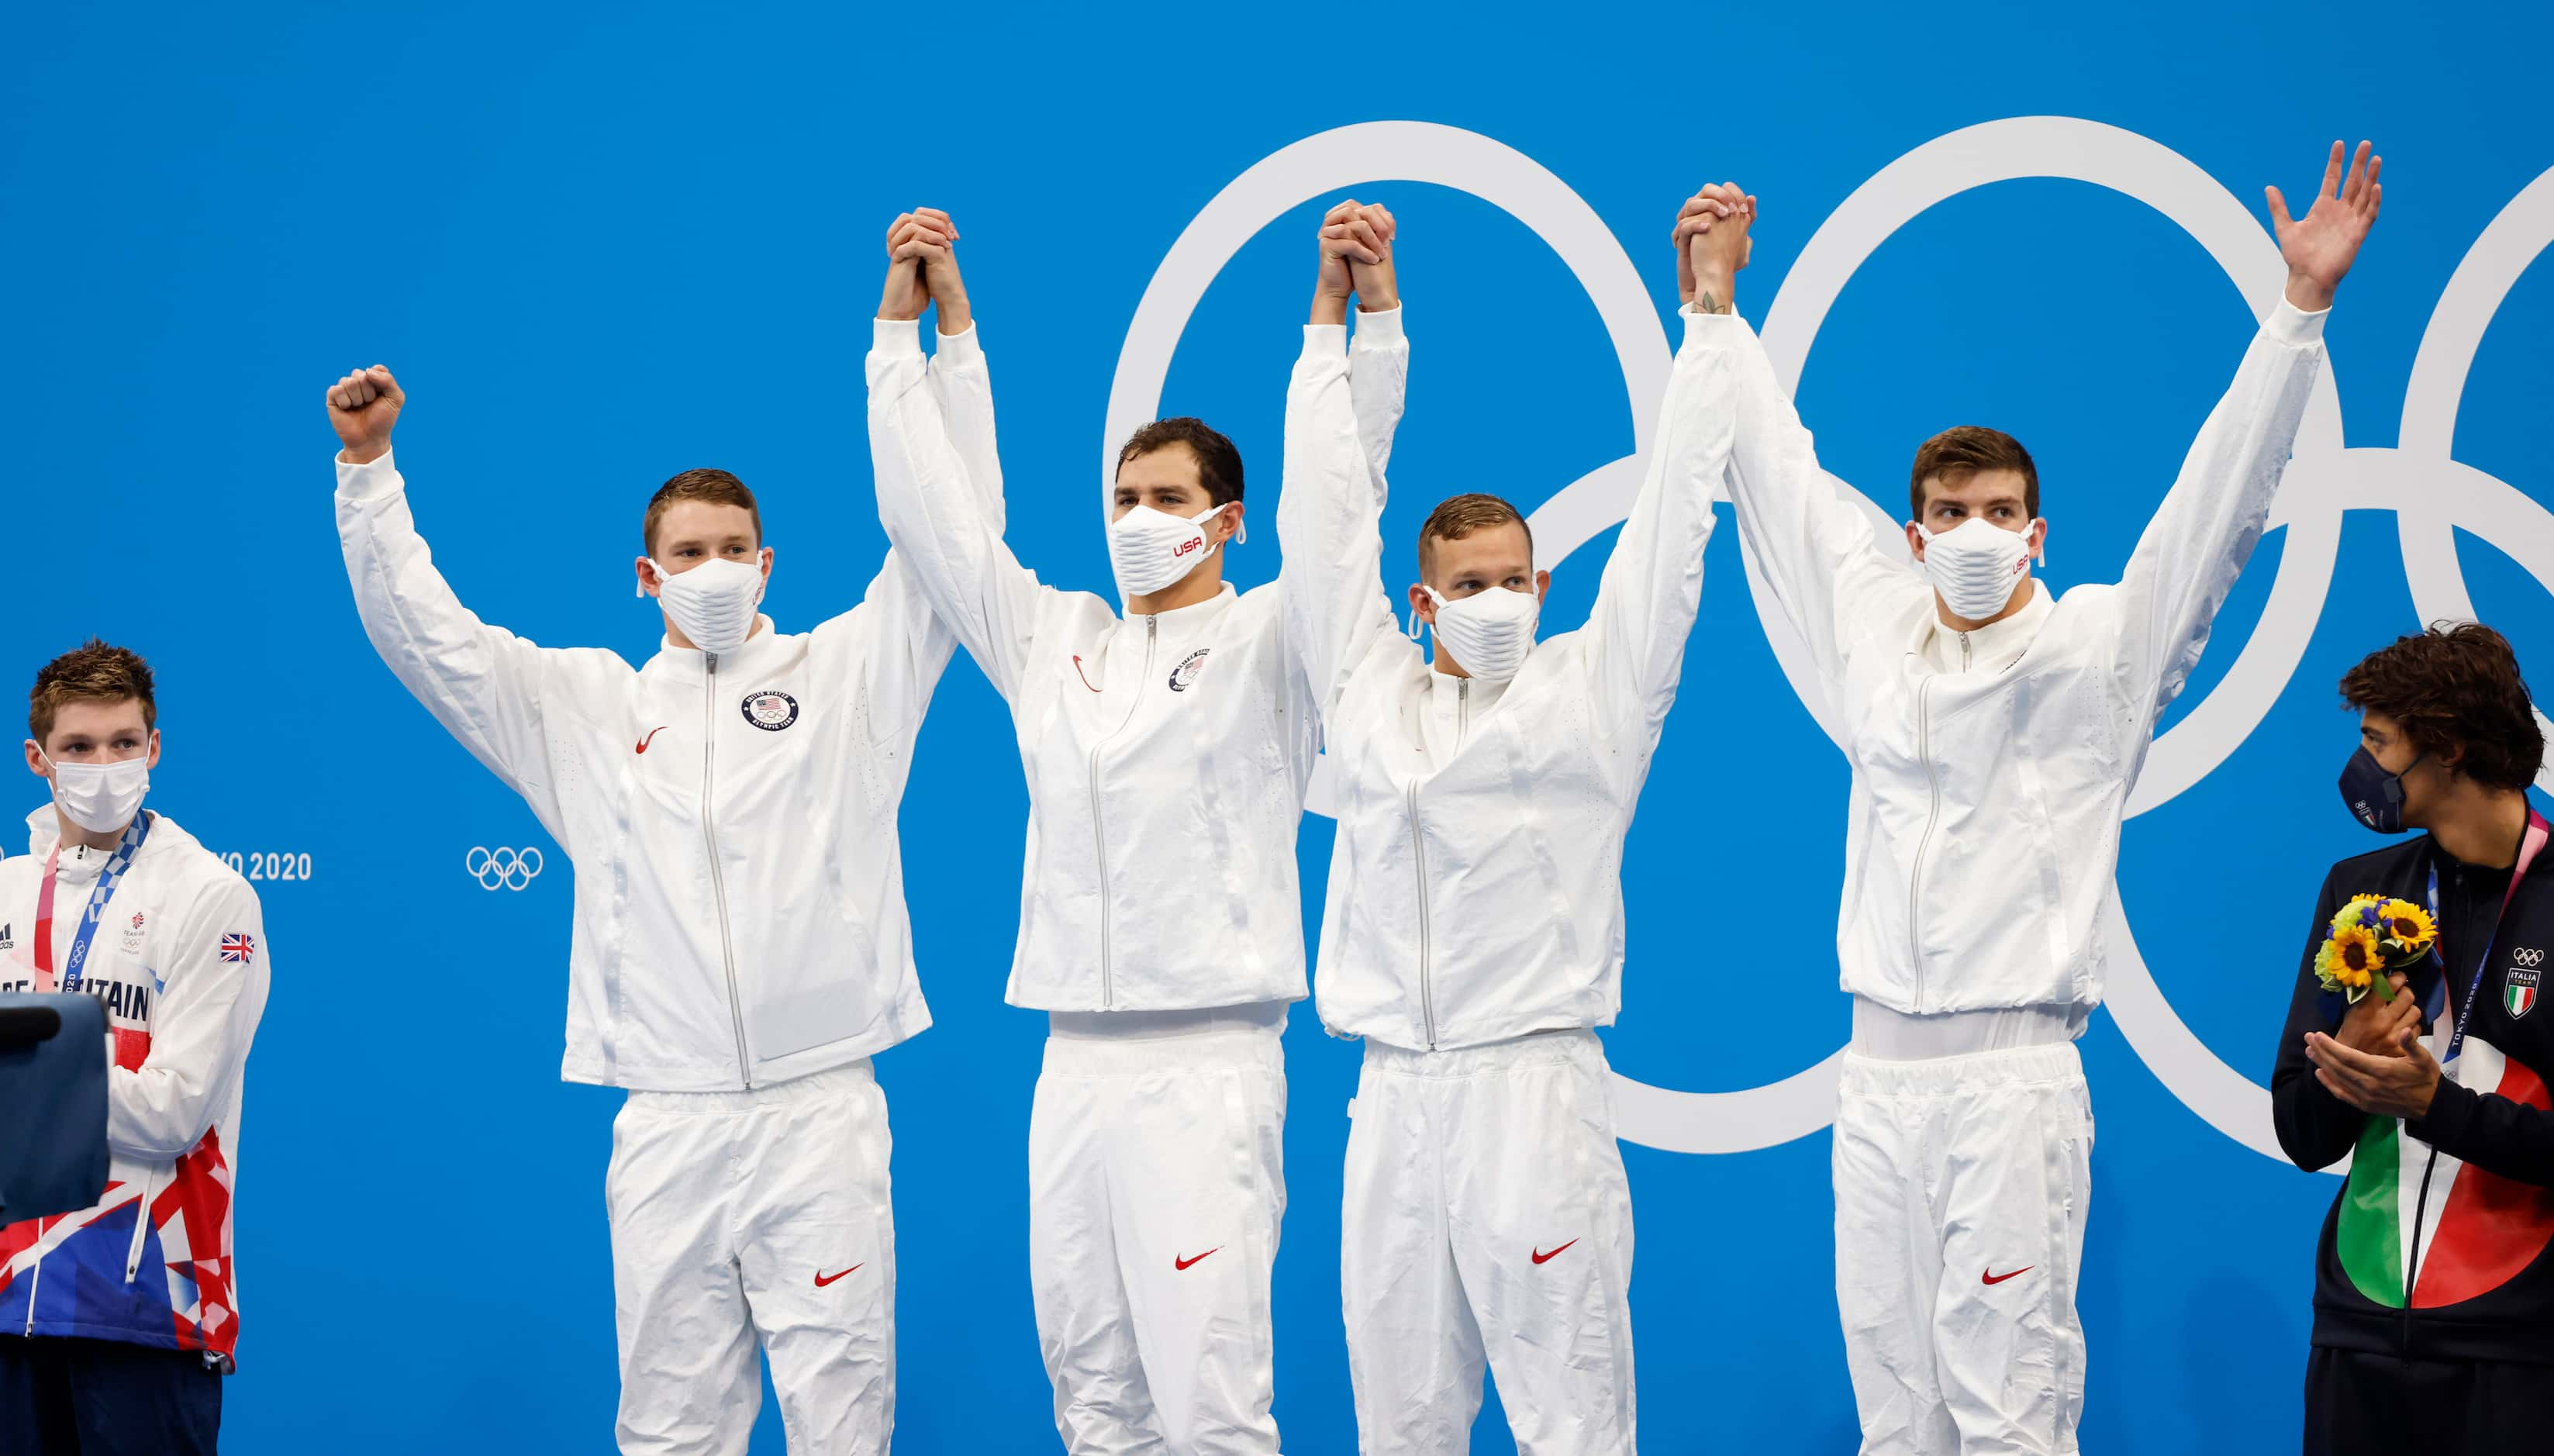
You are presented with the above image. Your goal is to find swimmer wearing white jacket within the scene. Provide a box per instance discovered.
[864,207,1406,1455]
[329,269,1006,1450]
[1679,142,2382,1455]
[1279,199,1737,1456]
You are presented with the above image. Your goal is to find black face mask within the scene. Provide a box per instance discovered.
[2338,747,2425,833]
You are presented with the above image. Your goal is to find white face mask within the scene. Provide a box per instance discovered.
[1915,518,2041,622]
[644,556,765,657]
[1422,585,1541,682]
[1108,504,1228,600]
[40,750,150,835]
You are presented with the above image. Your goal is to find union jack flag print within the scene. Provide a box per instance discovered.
[218,933,255,965]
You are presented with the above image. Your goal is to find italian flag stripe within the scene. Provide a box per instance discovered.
[2339,1117,2404,1308]
[2414,1051,2554,1307]
[2336,1031,2554,1309]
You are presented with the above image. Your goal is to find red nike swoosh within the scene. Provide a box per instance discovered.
[1073,655,1101,692]
[1981,1265,2033,1285]
[1174,1248,1220,1271]
[814,1265,863,1287]
[1531,1240,1579,1265]
[635,726,668,754]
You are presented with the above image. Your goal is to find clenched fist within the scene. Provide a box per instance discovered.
[326,365,403,465]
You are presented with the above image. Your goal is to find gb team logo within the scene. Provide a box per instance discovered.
[741,689,799,731]
[2511,949,2545,1020]
[1168,648,1211,693]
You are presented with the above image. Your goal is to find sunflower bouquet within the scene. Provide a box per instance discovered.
[2313,895,2440,1004]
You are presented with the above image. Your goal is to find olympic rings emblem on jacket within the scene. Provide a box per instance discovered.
[464,846,545,892]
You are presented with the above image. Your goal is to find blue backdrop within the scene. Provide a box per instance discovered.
[6,3,2553,1451]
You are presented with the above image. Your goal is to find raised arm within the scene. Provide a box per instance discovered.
[107,873,267,1161]
[1683,184,1919,685]
[329,367,565,819]
[1344,203,1408,506]
[2114,142,2376,751]
[1279,200,1407,718]
[865,211,1044,704]
[1578,194,1741,751]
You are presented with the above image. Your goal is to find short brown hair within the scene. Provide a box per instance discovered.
[642,468,762,556]
[2340,623,2545,792]
[29,639,156,747]
[1909,426,2038,520]
[1116,418,1244,508]
[1418,493,1533,576]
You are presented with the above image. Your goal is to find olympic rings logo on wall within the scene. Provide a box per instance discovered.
[1106,116,2554,1167]
[464,846,545,892]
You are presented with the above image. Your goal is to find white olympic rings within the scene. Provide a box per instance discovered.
[1107,117,2554,1164]
[464,845,545,892]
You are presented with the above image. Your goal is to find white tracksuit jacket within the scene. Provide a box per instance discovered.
[1282,308,1735,1052]
[0,809,269,1370]
[864,315,1406,1012]
[336,423,1002,1092]
[1704,302,2327,1014]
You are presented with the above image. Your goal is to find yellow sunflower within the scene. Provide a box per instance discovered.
[2317,923,2383,988]
[2332,895,2384,934]
[2380,899,2438,953]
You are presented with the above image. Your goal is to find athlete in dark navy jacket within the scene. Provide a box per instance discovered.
[2272,624,2554,1455]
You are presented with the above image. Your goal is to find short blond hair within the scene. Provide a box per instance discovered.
[1417,492,1533,575]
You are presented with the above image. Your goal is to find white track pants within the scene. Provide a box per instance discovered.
[609,1061,896,1455]
[1834,1043,2093,1456]
[1341,1030,1636,1456]
[1029,1020,1288,1454]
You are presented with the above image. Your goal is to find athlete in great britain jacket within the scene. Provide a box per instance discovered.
[333,374,1002,1095]
[0,805,269,1371]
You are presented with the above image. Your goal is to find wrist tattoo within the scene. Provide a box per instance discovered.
[1696,291,1733,316]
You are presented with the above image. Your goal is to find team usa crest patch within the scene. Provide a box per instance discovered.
[741,690,799,731]
[2510,951,2543,1020]
[1168,647,1211,692]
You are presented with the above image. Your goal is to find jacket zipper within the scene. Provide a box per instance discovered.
[123,1167,159,1280]
[1900,633,1970,1009]
[2402,862,2473,1351]
[1088,615,1158,1009]
[1456,678,1469,749]
[1407,776,1435,1050]
[1907,669,1944,1010]
[701,652,752,1088]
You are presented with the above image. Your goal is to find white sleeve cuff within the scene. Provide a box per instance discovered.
[335,447,402,500]
[1352,303,1404,349]
[2265,297,2329,345]
[1303,323,1349,357]
[1676,302,1741,344]
[932,322,983,368]
[871,317,926,357]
